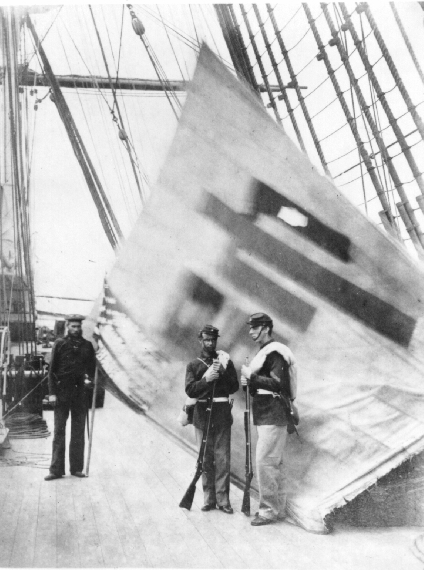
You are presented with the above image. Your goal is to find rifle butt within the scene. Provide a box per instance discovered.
[179,482,196,510]
[241,488,251,517]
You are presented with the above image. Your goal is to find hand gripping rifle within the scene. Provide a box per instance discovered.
[241,357,254,516]
[179,379,216,510]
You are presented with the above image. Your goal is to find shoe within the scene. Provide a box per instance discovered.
[71,471,86,478]
[251,514,275,526]
[218,505,234,514]
[44,473,62,481]
[201,504,216,512]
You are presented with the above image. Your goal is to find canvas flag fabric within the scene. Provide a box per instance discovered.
[94,44,424,533]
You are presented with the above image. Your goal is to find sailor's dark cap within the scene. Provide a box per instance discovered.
[247,312,273,327]
[199,325,220,338]
[66,314,86,323]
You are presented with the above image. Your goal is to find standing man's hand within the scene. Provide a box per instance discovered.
[204,361,220,383]
[241,365,251,386]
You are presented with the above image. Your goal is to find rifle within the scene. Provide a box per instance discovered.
[241,357,254,516]
[179,378,216,510]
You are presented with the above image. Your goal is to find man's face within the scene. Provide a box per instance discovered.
[68,322,82,337]
[249,325,266,342]
[199,333,217,353]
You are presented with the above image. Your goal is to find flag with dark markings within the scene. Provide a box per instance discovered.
[90,44,424,533]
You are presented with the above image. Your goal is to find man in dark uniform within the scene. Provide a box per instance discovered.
[241,313,298,526]
[185,325,239,513]
[44,315,96,481]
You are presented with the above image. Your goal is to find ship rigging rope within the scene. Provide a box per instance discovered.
[333,135,424,180]
[189,5,200,47]
[56,20,134,214]
[136,4,199,51]
[114,4,125,84]
[58,10,142,216]
[28,17,123,250]
[89,5,148,201]
[127,7,181,120]
[199,5,223,63]
[271,4,302,35]
[2,373,48,420]
[158,6,187,81]
[25,5,63,67]
[94,7,150,193]
[278,26,375,121]
[390,3,424,87]
[134,4,234,76]
[357,11,396,216]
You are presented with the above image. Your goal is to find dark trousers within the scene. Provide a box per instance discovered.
[50,388,86,475]
[195,424,231,507]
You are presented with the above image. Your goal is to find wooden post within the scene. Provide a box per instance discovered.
[85,366,99,476]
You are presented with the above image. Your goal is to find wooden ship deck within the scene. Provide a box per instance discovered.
[0,395,423,569]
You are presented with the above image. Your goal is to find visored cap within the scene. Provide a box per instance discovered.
[66,314,86,323]
[247,312,273,327]
[199,324,220,338]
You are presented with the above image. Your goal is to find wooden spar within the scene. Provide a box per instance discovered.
[26,14,123,250]
[85,366,99,476]
[7,67,292,93]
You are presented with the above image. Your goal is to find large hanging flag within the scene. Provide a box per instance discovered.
[93,44,424,533]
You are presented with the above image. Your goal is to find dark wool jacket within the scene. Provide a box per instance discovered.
[249,341,291,426]
[48,335,96,402]
[185,350,239,431]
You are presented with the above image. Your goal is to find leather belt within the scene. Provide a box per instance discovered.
[198,397,229,403]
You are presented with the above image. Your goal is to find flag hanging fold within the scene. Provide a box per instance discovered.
[93,44,424,533]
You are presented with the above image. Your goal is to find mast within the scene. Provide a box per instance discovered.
[0,7,36,361]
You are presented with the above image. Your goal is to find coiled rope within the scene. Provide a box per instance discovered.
[5,412,50,439]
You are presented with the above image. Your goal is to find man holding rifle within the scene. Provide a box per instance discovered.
[241,313,298,526]
[185,325,239,514]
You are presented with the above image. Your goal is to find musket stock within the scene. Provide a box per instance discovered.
[241,408,254,515]
[179,378,216,510]
[241,358,253,516]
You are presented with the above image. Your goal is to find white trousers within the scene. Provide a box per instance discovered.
[256,424,288,521]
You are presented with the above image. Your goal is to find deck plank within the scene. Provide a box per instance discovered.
[72,478,105,567]
[0,470,22,567]
[98,475,151,567]
[33,474,57,568]
[0,395,423,569]
[55,478,81,567]
[9,474,41,567]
